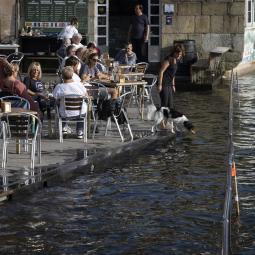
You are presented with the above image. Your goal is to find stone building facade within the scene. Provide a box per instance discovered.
[0,0,253,71]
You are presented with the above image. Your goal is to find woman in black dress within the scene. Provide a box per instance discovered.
[158,46,183,109]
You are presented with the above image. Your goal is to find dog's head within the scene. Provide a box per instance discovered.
[184,121,196,134]
[173,116,195,134]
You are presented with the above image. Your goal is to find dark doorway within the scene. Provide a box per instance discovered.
[109,0,148,57]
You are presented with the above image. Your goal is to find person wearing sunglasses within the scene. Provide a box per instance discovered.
[115,42,137,65]
[79,53,109,82]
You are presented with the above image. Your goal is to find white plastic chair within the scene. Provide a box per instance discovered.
[1,112,42,169]
[56,94,88,143]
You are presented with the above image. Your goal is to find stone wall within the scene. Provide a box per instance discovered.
[0,0,16,42]
[161,0,245,63]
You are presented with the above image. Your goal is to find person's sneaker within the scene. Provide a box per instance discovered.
[77,130,83,139]
[62,126,72,134]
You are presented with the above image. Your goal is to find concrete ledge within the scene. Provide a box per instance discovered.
[224,62,255,79]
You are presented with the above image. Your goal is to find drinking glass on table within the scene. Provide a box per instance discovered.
[44,82,50,91]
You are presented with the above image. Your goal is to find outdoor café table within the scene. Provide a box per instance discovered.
[94,79,148,119]
[0,108,38,154]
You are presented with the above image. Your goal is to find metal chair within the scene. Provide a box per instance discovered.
[135,62,149,74]
[6,52,24,66]
[85,82,109,121]
[1,112,42,169]
[93,91,133,142]
[0,96,30,109]
[56,94,88,143]
[143,74,158,101]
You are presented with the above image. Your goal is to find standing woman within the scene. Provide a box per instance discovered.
[158,46,183,110]
[58,17,79,40]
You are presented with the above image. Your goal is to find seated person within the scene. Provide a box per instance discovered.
[80,53,118,101]
[64,56,82,83]
[80,46,97,65]
[76,47,85,63]
[53,66,88,139]
[61,45,77,69]
[0,59,41,115]
[71,33,85,51]
[23,61,54,118]
[79,53,109,82]
[115,42,137,65]
[56,37,71,59]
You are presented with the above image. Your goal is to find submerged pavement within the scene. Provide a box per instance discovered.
[0,103,174,202]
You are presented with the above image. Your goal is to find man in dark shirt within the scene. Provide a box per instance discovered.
[128,4,150,62]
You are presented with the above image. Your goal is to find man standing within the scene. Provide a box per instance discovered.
[128,4,150,62]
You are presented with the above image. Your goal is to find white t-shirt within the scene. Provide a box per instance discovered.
[59,25,78,39]
[71,43,85,51]
[53,81,87,118]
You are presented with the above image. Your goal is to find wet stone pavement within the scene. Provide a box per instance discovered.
[0,100,170,201]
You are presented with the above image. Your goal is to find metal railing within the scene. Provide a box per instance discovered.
[222,70,239,255]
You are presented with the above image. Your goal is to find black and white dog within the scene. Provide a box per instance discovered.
[151,107,195,134]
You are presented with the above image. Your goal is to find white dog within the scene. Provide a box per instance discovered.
[150,107,195,134]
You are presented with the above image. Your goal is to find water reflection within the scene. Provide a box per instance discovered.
[0,87,230,254]
[232,75,255,254]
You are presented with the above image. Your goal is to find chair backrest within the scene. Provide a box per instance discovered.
[143,74,158,88]
[135,62,149,74]
[64,95,84,111]
[2,112,41,139]
[114,91,133,117]
[0,96,30,109]
[6,52,24,66]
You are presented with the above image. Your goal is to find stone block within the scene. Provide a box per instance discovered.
[232,34,244,52]
[163,16,195,34]
[162,33,188,48]
[177,2,201,16]
[201,34,232,53]
[211,16,224,33]
[224,51,242,62]
[238,16,245,33]
[229,2,245,16]
[202,3,227,15]
[223,16,239,33]
[195,16,210,33]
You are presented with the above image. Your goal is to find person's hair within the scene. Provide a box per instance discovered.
[76,47,84,57]
[70,17,78,26]
[63,37,71,46]
[170,45,183,57]
[2,62,19,78]
[27,61,42,79]
[87,42,96,49]
[135,4,143,11]
[124,42,132,49]
[65,56,80,67]
[66,45,76,55]
[88,53,99,62]
[62,66,73,80]
[72,33,82,41]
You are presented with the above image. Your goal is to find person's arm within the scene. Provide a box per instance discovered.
[144,24,150,42]
[158,59,170,92]
[172,77,176,93]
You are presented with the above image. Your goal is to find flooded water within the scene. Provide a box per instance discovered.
[0,86,231,254]
[232,75,255,255]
